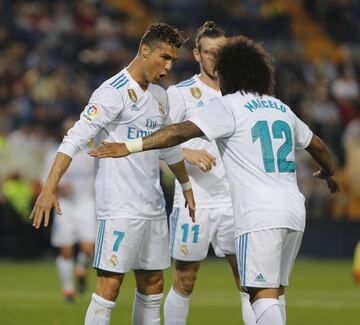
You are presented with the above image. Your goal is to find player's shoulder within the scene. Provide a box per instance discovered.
[175,76,196,89]
[98,70,129,95]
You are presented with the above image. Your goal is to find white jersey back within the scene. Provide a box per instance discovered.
[58,69,183,220]
[168,75,232,208]
[189,91,313,236]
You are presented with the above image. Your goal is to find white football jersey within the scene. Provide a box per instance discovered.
[189,91,313,236]
[167,75,232,208]
[58,68,183,220]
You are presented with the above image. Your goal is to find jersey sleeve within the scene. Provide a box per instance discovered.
[58,86,124,158]
[292,112,313,149]
[188,98,236,141]
[167,86,186,123]
[159,89,184,165]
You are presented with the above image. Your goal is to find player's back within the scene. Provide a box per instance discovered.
[216,91,313,236]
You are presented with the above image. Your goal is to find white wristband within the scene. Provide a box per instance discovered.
[181,181,192,192]
[125,138,143,153]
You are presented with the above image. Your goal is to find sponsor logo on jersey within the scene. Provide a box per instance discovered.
[180,244,189,256]
[108,254,118,267]
[127,89,138,102]
[82,105,98,122]
[158,102,166,117]
[190,87,202,99]
[196,100,205,107]
[254,273,265,282]
[130,104,140,111]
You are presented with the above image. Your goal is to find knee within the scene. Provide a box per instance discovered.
[174,270,197,296]
[137,273,164,295]
[95,272,123,301]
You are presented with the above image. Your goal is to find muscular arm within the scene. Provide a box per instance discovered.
[30,152,72,228]
[88,121,204,158]
[305,135,335,176]
[142,121,204,150]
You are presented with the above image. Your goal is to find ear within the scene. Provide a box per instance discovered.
[193,48,201,63]
[140,44,152,59]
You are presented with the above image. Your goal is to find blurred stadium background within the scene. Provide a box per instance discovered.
[0,0,360,324]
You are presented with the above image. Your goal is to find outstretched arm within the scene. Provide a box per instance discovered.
[305,135,339,193]
[88,121,204,158]
[30,153,72,228]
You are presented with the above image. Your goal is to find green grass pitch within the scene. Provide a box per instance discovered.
[0,257,359,324]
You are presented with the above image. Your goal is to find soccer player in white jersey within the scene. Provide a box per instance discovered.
[30,23,195,325]
[42,117,96,302]
[164,22,255,325]
[89,36,340,325]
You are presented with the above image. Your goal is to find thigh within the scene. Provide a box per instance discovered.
[93,218,146,273]
[136,219,170,271]
[169,207,211,261]
[236,229,287,289]
[280,230,303,286]
[211,206,236,257]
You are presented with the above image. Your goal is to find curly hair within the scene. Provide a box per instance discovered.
[215,36,275,96]
[140,23,187,49]
[195,21,225,49]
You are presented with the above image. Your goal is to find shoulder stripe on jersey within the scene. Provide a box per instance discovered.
[176,80,196,88]
[115,79,128,89]
[110,74,126,87]
[176,78,194,86]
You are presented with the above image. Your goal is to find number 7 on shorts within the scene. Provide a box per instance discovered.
[113,231,125,252]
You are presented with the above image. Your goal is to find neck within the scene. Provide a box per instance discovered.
[127,56,149,91]
[198,72,220,91]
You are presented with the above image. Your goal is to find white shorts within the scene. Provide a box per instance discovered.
[93,218,170,273]
[236,228,303,288]
[169,206,236,261]
[51,198,96,247]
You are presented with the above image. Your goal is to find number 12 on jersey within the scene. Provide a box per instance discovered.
[252,120,296,173]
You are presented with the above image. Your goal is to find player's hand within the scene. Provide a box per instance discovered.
[183,188,196,222]
[88,142,130,158]
[30,190,62,229]
[312,170,340,193]
[183,148,216,172]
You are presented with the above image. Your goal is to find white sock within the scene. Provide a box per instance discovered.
[56,256,74,292]
[76,251,89,275]
[132,290,163,325]
[164,287,190,325]
[252,298,284,325]
[278,295,286,324]
[240,292,257,325]
[85,293,116,325]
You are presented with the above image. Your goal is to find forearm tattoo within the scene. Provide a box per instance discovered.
[142,121,204,150]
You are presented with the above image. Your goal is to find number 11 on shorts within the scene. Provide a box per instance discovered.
[181,224,200,243]
[113,231,125,252]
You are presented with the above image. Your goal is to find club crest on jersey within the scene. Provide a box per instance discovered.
[127,89,138,102]
[82,104,98,123]
[158,102,166,117]
[190,87,202,99]
[180,244,189,256]
[108,254,118,267]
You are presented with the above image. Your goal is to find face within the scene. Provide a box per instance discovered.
[193,36,226,80]
[141,42,179,84]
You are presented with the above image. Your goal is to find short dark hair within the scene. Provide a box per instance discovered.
[195,21,225,49]
[215,36,275,96]
[140,23,186,49]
